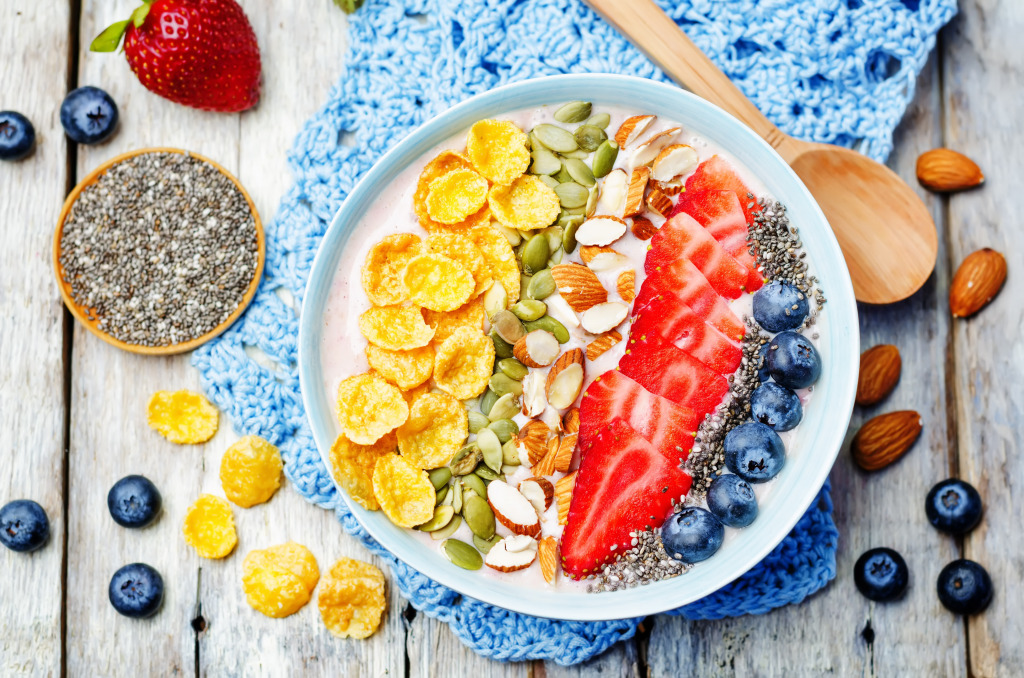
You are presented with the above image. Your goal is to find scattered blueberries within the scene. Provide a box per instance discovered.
[937,559,992,615]
[107,475,162,528]
[109,563,164,618]
[925,479,982,536]
[0,499,50,553]
[724,421,786,483]
[752,281,809,332]
[765,330,822,390]
[60,86,119,145]
[0,111,35,160]
[706,474,758,528]
[751,382,803,431]
[854,547,909,602]
[661,507,724,564]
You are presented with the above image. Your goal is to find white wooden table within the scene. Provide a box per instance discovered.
[2,1,1020,675]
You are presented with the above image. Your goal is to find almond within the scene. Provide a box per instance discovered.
[520,371,547,418]
[516,419,550,464]
[653,180,683,196]
[916,148,985,193]
[513,329,560,368]
[580,301,629,334]
[538,537,559,584]
[645,185,673,217]
[652,143,699,182]
[561,407,580,434]
[553,432,577,473]
[518,476,554,513]
[545,348,585,410]
[532,436,559,476]
[614,114,655,148]
[596,168,628,217]
[555,471,576,525]
[624,167,650,217]
[630,216,658,240]
[949,248,1007,318]
[576,216,627,247]
[551,264,607,313]
[617,270,636,302]
[632,128,680,167]
[856,344,901,406]
[484,535,538,573]
[586,330,622,361]
[486,481,542,537]
[579,245,618,264]
[851,410,923,472]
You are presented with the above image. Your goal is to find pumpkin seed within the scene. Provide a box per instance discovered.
[538,174,560,190]
[493,222,521,246]
[574,124,607,153]
[462,494,496,539]
[435,485,449,505]
[524,315,570,343]
[483,281,508,320]
[497,357,529,380]
[592,139,619,178]
[548,248,563,266]
[520,235,550,275]
[488,373,524,398]
[543,225,564,252]
[474,464,502,482]
[564,158,596,187]
[462,472,487,499]
[451,478,464,513]
[473,533,502,554]
[467,410,490,434]
[528,130,549,151]
[418,505,455,532]
[585,183,600,217]
[560,149,590,160]
[560,205,587,217]
[559,215,583,253]
[490,330,513,360]
[502,439,522,466]
[492,309,525,344]
[442,538,482,570]
[477,427,503,473]
[440,485,454,506]
[584,112,611,129]
[432,515,463,541]
[527,269,556,300]
[450,443,482,475]
[554,164,574,184]
[554,182,589,209]
[533,123,578,153]
[486,418,519,444]
[511,300,547,322]
[487,392,519,421]
[554,101,592,124]
[480,388,500,417]
[519,274,532,301]
[530,146,562,175]
[428,467,453,490]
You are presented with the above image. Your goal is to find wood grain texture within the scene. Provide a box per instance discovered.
[0,2,70,676]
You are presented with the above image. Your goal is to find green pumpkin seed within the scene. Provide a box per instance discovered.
[476,427,503,473]
[530,147,562,175]
[474,464,502,482]
[502,439,522,466]
[462,494,496,539]
[538,174,560,190]
[533,123,578,153]
[543,225,564,252]
[520,235,550,275]
[435,485,449,505]
[564,158,596,187]
[584,112,611,129]
[511,300,547,322]
[519,274,532,301]
[487,418,519,443]
[574,124,607,153]
[450,443,482,476]
[473,533,502,554]
[440,485,454,506]
[585,183,600,217]
[488,373,524,398]
[480,388,500,416]
[554,164,574,184]
[497,357,528,380]
[592,140,620,178]
[428,467,453,490]
[461,472,487,499]
[483,282,508,320]
[467,410,490,434]
[489,329,515,360]
[560,149,590,160]
[418,505,455,532]
[487,392,519,421]
[554,101,592,124]
[528,130,548,151]
[524,315,570,343]
[527,269,556,300]
[432,515,463,541]
[451,479,464,513]
[559,216,583,254]
[493,222,521,246]
[560,206,587,217]
[442,538,482,570]
[548,248,563,266]
[554,182,589,209]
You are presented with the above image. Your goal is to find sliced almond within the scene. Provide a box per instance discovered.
[538,537,559,584]
[576,216,628,247]
[614,114,655,148]
[633,128,680,167]
[553,432,577,473]
[502,534,537,553]
[653,179,684,196]
[486,481,542,538]
[586,330,622,361]
[484,535,538,572]
[550,264,608,313]
[513,329,560,368]
[539,407,562,435]
[543,294,580,329]
[545,348,585,410]
[630,216,658,240]
[623,167,650,218]
[518,476,555,513]
[579,245,618,264]
[520,371,547,418]
[516,419,550,464]
[652,143,699,182]
[645,186,673,217]
[588,252,630,272]
[532,435,559,476]
[616,270,635,302]
[555,471,576,525]
[581,301,629,334]
[561,407,580,434]
[596,168,628,217]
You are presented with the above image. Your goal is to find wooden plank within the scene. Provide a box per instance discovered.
[942,2,1024,676]
[648,54,967,676]
[0,1,70,676]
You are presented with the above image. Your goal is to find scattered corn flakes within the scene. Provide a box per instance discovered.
[147,390,219,444]
[413,151,474,227]
[219,435,284,508]
[328,432,397,511]
[425,232,492,297]
[361,234,423,306]
[425,168,489,225]
[488,174,561,231]
[402,253,474,312]
[422,204,492,234]
[400,382,431,405]
[242,542,320,618]
[318,558,387,639]
[358,304,434,350]
[182,494,238,559]
[423,295,485,344]
[371,453,435,528]
[365,345,434,390]
[466,119,530,185]
[432,326,495,399]
[397,392,468,469]
[468,225,520,303]
[335,372,409,445]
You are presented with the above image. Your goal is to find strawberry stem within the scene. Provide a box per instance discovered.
[89,1,152,53]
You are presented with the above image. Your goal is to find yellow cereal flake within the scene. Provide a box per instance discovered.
[335,372,409,445]
[401,382,431,405]
[242,542,320,618]
[425,168,489,225]
[361,233,424,306]
[329,432,397,511]
[468,225,520,303]
[371,453,435,528]
[423,295,485,344]
[402,253,474,312]
[182,494,238,559]
[466,119,531,185]
[397,392,468,469]
[318,558,387,639]
[219,435,284,508]
[425,232,492,297]
[488,174,561,231]
[422,204,492,234]
[365,345,434,391]
[358,304,435,350]
[432,326,495,400]
[414,151,474,227]
[147,390,219,444]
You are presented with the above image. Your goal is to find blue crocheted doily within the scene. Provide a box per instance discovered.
[194,0,954,665]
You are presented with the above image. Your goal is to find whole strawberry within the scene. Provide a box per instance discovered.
[91,0,261,113]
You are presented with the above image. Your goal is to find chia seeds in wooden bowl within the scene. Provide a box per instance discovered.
[54,149,263,354]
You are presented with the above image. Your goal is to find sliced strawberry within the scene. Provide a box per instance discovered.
[578,370,698,462]
[630,294,742,374]
[633,258,746,342]
[645,213,748,299]
[684,155,760,224]
[619,334,729,419]
[678,189,763,292]
[561,419,692,578]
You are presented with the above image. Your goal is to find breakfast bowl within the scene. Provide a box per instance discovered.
[298,74,859,620]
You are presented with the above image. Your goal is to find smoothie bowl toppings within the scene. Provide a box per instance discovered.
[321,101,826,592]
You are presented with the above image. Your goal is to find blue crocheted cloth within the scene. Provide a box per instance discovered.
[194,0,954,665]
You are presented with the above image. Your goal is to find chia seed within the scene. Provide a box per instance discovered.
[588,529,690,592]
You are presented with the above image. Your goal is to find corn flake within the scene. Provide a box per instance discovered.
[402,253,474,312]
[466,119,530,185]
[401,382,431,405]
[425,232,492,297]
[422,204,492,234]
[361,233,424,306]
[433,326,495,400]
[397,392,468,469]
[329,432,397,511]
[318,558,387,639]
[358,304,434,350]
[242,542,320,618]
[336,372,409,445]
[467,225,521,304]
[423,295,484,344]
[365,344,433,391]
[371,453,435,528]
[147,390,219,444]
[182,494,237,559]
[425,168,489,225]
[488,174,561,231]
[414,151,474,227]
[219,435,283,508]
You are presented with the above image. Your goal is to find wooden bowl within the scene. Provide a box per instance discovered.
[53,148,265,356]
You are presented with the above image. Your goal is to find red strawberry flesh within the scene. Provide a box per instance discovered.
[630,295,743,375]
[676,189,763,292]
[684,155,760,224]
[633,258,746,342]
[619,334,729,419]
[645,212,749,299]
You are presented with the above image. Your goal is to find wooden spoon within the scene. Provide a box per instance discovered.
[586,0,937,304]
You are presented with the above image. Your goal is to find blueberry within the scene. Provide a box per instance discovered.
[0,499,50,552]
[750,382,803,431]
[765,330,821,390]
[107,475,162,528]
[0,111,35,161]
[60,86,119,145]
[724,421,786,483]
[925,479,982,535]
[752,281,809,332]
[937,559,993,615]
[661,506,724,563]
[757,341,771,383]
[853,547,909,601]
[109,563,164,618]
[706,474,758,528]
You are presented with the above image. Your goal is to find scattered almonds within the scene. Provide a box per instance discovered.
[630,216,658,240]
[545,349,585,410]
[856,345,901,407]
[586,330,622,361]
[916,148,984,192]
[852,411,923,471]
[949,248,1006,318]
[623,167,650,217]
[614,115,655,148]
